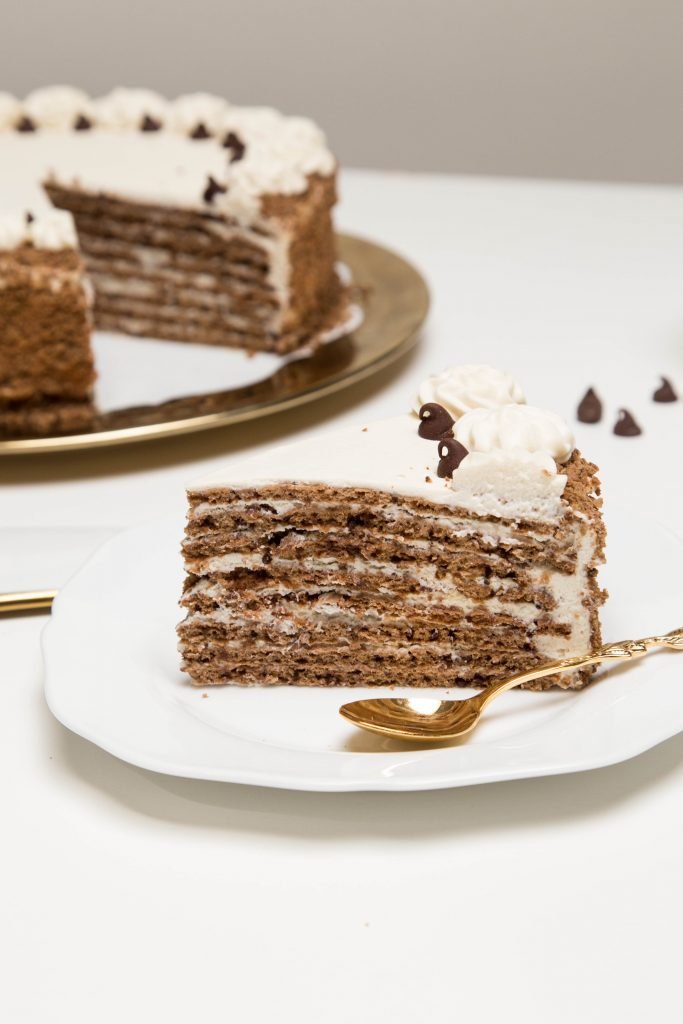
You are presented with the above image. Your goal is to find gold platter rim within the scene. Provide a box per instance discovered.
[0,233,429,456]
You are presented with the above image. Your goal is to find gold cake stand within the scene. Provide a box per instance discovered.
[0,234,429,456]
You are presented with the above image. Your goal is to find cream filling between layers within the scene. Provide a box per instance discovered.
[186,521,596,651]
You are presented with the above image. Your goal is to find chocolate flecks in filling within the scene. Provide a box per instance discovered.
[437,437,469,478]
[653,377,677,403]
[613,409,642,436]
[223,131,246,162]
[577,387,602,423]
[190,122,212,140]
[140,114,162,132]
[202,175,228,204]
[418,402,455,440]
[15,116,35,132]
[73,114,92,131]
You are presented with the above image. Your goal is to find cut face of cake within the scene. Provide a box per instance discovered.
[0,211,95,438]
[178,365,607,690]
[2,87,346,355]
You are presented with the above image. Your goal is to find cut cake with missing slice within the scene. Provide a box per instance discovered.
[178,366,607,690]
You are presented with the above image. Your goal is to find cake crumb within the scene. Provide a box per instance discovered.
[361,427,368,432]
[425,475,432,483]
[201,692,209,699]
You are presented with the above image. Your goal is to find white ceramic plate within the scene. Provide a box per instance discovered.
[43,510,683,792]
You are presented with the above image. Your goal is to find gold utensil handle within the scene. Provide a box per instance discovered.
[0,590,57,614]
[481,626,683,705]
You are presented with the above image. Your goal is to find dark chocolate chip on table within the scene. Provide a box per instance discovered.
[15,116,35,132]
[418,402,455,439]
[223,131,246,162]
[190,122,212,140]
[73,114,92,131]
[653,377,677,403]
[577,387,602,423]
[613,409,642,436]
[140,114,162,132]
[25,211,34,224]
[437,438,469,478]
[202,175,228,204]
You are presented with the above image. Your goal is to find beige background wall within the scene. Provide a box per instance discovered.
[3,0,681,183]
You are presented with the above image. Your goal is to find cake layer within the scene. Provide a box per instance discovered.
[0,242,95,437]
[45,174,343,352]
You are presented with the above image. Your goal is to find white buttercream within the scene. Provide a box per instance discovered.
[170,93,230,135]
[95,88,170,130]
[415,364,525,418]
[0,209,77,250]
[190,413,572,523]
[0,92,20,130]
[454,404,575,462]
[449,449,567,520]
[23,86,94,130]
[29,209,78,249]
[0,88,336,224]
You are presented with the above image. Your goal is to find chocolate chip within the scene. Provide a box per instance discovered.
[429,628,439,641]
[577,387,602,423]
[653,377,677,403]
[140,114,162,132]
[190,122,211,140]
[25,211,34,224]
[418,402,455,440]
[613,409,642,436]
[222,131,246,162]
[425,475,432,483]
[405,626,414,641]
[437,438,469,478]
[202,175,228,204]
[74,114,92,131]
[15,116,35,132]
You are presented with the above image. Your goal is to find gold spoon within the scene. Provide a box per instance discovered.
[339,627,683,743]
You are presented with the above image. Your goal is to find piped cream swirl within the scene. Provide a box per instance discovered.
[414,364,526,419]
[454,404,575,463]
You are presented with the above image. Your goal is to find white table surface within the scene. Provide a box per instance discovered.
[1,169,682,1023]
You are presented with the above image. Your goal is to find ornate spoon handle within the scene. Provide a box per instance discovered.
[478,626,683,707]
[0,590,57,614]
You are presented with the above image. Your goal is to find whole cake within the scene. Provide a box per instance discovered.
[0,86,346,436]
[178,366,607,690]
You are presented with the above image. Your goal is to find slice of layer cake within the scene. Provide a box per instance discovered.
[2,87,346,355]
[178,366,607,690]
[0,211,95,438]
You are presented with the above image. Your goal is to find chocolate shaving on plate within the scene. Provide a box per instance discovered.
[613,409,642,436]
[653,377,677,403]
[577,387,602,423]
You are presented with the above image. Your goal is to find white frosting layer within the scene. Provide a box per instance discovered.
[0,208,77,250]
[454,404,575,463]
[170,92,230,135]
[0,92,20,129]
[415,364,525,418]
[190,414,573,523]
[0,88,336,223]
[449,449,567,520]
[24,86,94,129]
[95,88,169,130]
